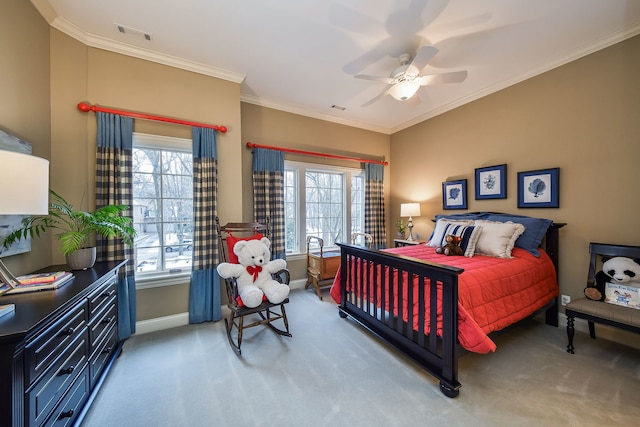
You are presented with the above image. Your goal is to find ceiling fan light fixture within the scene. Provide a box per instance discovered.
[389,80,420,101]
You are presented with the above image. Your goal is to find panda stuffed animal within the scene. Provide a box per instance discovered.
[584,256,640,301]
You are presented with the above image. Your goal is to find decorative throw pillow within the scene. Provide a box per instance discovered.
[427,219,474,248]
[225,232,264,263]
[485,214,552,257]
[430,223,483,257]
[473,220,525,258]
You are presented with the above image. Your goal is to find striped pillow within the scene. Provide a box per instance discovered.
[427,219,474,248]
[430,224,482,257]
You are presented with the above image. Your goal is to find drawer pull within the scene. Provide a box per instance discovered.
[102,346,112,354]
[101,316,115,324]
[60,327,75,336]
[59,365,75,376]
[101,289,116,298]
[60,409,74,419]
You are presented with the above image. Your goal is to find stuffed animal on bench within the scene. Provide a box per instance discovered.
[217,237,290,308]
[584,256,640,301]
[435,234,464,256]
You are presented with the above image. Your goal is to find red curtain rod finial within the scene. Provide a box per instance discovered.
[77,102,93,112]
[218,126,227,133]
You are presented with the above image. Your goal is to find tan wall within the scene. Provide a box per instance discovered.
[241,103,391,278]
[0,0,52,275]
[391,35,640,344]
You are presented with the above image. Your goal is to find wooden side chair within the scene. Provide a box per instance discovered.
[566,242,640,354]
[216,217,291,355]
[305,236,341,300]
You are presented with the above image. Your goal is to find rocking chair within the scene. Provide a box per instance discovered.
[216,217,292,355]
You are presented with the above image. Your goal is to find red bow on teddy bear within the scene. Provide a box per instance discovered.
[246,265,263,282]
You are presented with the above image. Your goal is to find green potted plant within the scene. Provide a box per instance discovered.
[1,189,136,270]
[395,219,407,239]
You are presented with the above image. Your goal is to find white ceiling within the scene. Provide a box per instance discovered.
[32,0,640,134]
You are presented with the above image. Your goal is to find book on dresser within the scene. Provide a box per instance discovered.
[0,271,74,295]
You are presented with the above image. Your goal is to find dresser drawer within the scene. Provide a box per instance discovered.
[89,301,117,354]
[43,369,89,427]
[25,303,88,386]
[26,331,88,426]
[89,325,118,388]
[88,277,117,320]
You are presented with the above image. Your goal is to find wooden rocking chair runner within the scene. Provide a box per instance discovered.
[215,218,292,355]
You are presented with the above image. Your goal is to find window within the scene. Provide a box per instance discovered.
[132,133,193,276]
[285,161,364,254]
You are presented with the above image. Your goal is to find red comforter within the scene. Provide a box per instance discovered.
[330,245,559,354]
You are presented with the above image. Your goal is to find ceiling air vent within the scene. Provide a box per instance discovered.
[116,23,152,41]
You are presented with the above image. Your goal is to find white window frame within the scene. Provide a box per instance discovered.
[285,160,364,255]
[133,133,193,288]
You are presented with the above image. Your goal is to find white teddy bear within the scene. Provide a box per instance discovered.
[216,237,290,308]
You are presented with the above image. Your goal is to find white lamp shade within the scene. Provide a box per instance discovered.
[400,203,421,218]
[389,80,420,101]
[0,150,50,215]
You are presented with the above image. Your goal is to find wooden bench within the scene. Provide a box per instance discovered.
[566,242,640,354]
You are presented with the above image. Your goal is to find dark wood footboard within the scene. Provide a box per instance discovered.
[336,243,464,398]
[335,222,564,397]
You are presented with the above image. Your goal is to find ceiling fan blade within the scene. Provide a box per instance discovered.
[361,86,391,108]
[410,45,439,71]
[355,74,395,84]
[418,70,468,85]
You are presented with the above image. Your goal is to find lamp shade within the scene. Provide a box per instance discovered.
[400,203,421,218]
[389,80,420,101]
[0,150,50,215]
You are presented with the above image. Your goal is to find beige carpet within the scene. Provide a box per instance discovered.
[81,289,640,427]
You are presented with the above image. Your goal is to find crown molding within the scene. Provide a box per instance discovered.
[32,0,640,136]
[240,94,392,135]
[41,12,245,84]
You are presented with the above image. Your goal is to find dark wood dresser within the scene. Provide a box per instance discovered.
[0,260,126,427]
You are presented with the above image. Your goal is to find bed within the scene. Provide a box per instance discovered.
[329,213,565,397]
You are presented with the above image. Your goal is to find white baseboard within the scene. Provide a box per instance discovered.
[135,312,190,335]
[289,278,307,290]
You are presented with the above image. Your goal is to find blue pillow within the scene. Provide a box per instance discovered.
[485,214,552,257]
[435,213,490,221]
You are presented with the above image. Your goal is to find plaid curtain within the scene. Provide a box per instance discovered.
[95,112,136,339]
[189,127,220,323]
[364,163,387,249]
[251,148,285,259]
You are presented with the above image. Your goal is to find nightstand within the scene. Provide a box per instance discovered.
[394,239,425,247]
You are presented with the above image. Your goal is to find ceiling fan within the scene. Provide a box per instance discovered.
[355,45,468,107]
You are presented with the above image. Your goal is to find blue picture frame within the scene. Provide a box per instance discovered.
[442,179,468,210]
[475,164,507,199]
[517,167,560,208]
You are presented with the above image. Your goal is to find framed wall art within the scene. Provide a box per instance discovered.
[475,164,506,199]
[442,179,468,210]
[517,167,559,208]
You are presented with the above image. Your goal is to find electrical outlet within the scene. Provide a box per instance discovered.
[561,295,571,306]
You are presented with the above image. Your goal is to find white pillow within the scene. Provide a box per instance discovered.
[427,219,474,248]
[473,220,526,258]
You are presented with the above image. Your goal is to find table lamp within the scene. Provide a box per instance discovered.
[400,202,421,241]
[0,150,50,317]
